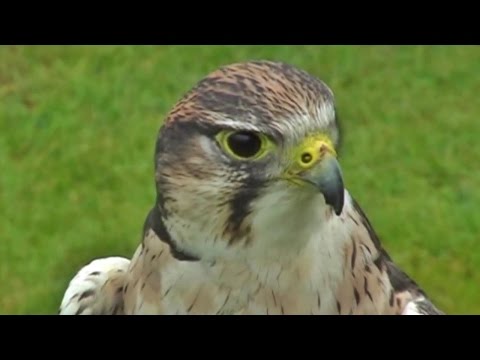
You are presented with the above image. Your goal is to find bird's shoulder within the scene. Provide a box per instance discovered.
[345,195,443,315]
[121,207,196,314]
[59,257,130,315]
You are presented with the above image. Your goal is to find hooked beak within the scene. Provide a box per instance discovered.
[285,134,345,216]
[300,153,345,216]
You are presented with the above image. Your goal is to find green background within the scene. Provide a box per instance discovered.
[1,45,478,314]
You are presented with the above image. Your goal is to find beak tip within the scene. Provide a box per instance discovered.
[334,205,343,216]
[327,193,344,216]
[323,175,344,216]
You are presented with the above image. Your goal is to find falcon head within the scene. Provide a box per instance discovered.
[153,60,344,262]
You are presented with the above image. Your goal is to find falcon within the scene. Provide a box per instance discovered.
[59,60,443,315]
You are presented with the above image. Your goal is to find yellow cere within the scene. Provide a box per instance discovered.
[287,133,336,174]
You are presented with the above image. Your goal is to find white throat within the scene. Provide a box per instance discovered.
[158,189,355,314]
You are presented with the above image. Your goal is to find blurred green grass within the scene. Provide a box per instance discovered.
[1,45,479,314]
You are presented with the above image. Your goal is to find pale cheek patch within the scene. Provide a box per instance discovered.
[198,135,218,157]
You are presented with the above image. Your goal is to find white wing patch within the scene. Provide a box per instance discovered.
[402,300,423,315]
[59,257,130,315]
[402,296,444,315]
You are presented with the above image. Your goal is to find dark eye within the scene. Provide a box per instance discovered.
[226,131,262,158]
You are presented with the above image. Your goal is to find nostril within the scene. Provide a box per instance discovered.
[301,152,313,164]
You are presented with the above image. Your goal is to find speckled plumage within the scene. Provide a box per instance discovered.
[59,60,443,315]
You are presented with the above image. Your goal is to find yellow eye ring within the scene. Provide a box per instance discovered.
[215,130,273,161]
